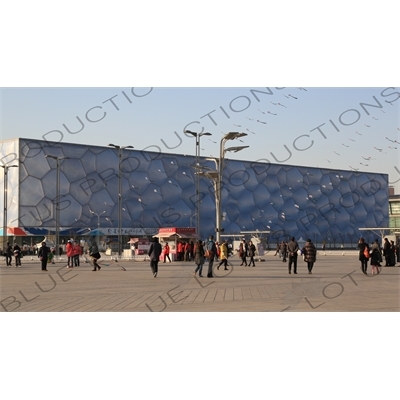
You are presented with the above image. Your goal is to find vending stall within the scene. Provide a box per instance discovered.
[153,227,198,261]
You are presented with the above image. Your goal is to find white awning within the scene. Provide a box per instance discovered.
[153,232,180,238]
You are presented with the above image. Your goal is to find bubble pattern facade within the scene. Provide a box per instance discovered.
[0,138,389,244]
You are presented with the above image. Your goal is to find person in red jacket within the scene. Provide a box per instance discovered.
[66,240,74,268]
[72,241,83,266]
[163,242,171,263]
[184,242,191,261]
[177,241,184,261]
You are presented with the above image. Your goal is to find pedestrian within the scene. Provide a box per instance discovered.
[357,237,370,274]
[280,241,288,262]
[72,240,82,266]
[389,240,396,266]
[189,240,195,261]
[148,237,162,278]
[217,240,229,271]
[13,243,22,267]
[205,235,217,278]
[50,247,56,264]
[302,239,317,274]
[193,240,205,277]
[66,240,74,268]
[184,241,191,261]
[163,242,171,263]
[88,241,101,271]
[5,241,13,266]
[38,241,51,271]
[287,237,299,274]
[248,240,256,267]
[177,241,183,261]
[239,239,248,266]
[383,238,391,266]
[396,241,400,265]
[274,242,280,256]
[370,239,382,275]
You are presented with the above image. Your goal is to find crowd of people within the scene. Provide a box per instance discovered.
[3,235,400,278]
[357,237,400,275]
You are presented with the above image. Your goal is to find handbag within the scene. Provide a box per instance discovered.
[363,247,370,259]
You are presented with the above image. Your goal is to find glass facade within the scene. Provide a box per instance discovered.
[0,138,390,245]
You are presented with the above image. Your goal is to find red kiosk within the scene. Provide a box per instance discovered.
[153,227,198,261]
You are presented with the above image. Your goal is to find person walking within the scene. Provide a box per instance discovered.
[280,241,288,262]
[193,240,205,277]
[370,239,382,275]
[239,239,248,266]
[396,241,400,265]
[89,241,101,271]
[358,237,370,274]
[248,240,256,267]
[38,241,51,271]
[5,241,13,266]
[206,235,217,278]
[287,237,299,274]
[302,239,317,274]
[148,237,162,278]
[217,240,229,270]
[13,243,22,267]
[163,242,171,263]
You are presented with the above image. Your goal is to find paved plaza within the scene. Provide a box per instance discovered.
[1,251,399,312]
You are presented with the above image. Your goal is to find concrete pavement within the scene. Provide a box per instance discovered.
[1,252,399,311]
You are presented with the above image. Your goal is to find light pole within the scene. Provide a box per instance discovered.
[108,144,134,257]
[185,130,212,237]
[90,210,106,247]
[1,164,18,252]
[45,155,69,256]
[194,132,249,243]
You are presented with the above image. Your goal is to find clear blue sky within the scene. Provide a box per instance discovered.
[1,87,399,192]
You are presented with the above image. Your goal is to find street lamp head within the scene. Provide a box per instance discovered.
[223,132,248,141]
[185,130,197,137]
[123,145,134,149]
[199,132,212,137]
[224,145,249,154]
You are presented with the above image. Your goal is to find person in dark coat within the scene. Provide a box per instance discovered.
[239,239,248,266]
[287,237,299,274]
[13,243,22,267]
[193,240,205,277]
[370,239,382,274]
[5,241,13,266]
[389,240,396,266]
[148,237,162,278]
[248,240,256,267]
[302,239,317,274]
[280,241,288,262]
[89,242,101,271]
[357,237,370,274]
[383,238,391,266]
[37,242,51,271]
[206,235,217,277]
